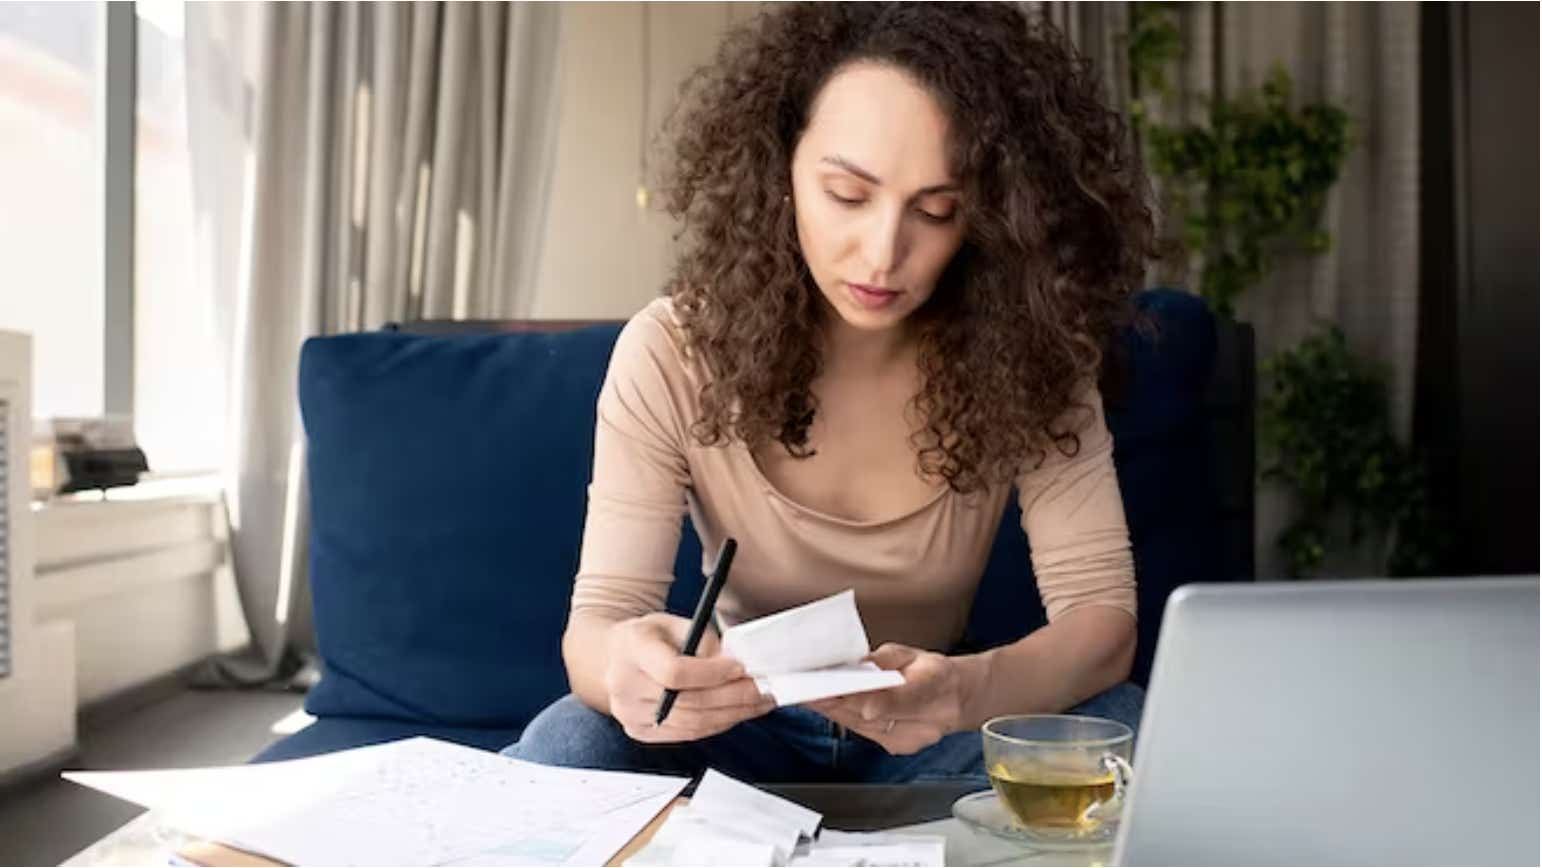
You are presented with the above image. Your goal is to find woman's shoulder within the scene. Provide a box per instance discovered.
[1015,382,1113,481]
[609,295,706,395]
[626,295,685,343]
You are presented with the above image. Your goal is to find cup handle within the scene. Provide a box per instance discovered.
[1078,753,1135,826]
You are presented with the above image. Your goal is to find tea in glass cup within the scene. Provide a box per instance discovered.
[981,714,1134,845]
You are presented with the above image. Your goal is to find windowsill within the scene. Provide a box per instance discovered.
[32,469,233,621]
[31,472,224,513]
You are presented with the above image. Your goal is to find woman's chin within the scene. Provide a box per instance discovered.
[823,294,913,333]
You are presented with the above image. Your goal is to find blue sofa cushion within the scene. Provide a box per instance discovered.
[299,324,624,729]
[965,289,1220,684]
[252,717,521,763]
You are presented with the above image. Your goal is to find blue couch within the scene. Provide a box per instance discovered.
[254,289,1223,764]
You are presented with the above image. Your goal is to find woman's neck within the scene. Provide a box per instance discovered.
[820,315,917,378]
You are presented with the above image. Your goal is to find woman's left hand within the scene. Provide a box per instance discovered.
[805,643,986,755]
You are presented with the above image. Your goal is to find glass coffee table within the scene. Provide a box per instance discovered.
[765,782,1114,866]
[64,781,1112,867]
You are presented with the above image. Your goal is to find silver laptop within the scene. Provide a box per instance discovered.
[1114,577,1540,866]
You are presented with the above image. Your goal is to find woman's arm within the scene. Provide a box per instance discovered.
[954,605,1135,729]
[560,307,770,741]
[811,387,1137,751]
[563,612,626,714]
[561,310,691,714]
[814,607,1133,753]
[979,384,1138,716]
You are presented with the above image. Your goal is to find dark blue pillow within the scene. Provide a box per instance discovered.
[300,324,623,728]
[965,289,1220,685]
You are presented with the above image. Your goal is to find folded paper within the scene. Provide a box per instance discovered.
[721,590,904,705]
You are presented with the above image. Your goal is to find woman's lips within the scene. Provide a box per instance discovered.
[846,281,901,310]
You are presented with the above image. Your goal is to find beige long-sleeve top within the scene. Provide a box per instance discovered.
[571,298,1136,652]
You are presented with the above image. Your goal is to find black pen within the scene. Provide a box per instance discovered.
[655,537,738,726]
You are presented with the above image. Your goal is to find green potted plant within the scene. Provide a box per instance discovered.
[1124,3,1443,578]
[1260,330,1448,577]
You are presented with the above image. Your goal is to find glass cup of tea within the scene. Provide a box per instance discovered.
[980,714,1134,846]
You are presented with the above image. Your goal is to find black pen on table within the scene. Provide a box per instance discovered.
[654,537,738,726]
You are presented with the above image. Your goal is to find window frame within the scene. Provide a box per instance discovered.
[102,0,135,419]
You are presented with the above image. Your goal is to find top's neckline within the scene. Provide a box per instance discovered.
[736,441,952,530]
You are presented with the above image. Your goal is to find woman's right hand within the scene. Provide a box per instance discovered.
[604,612,775,743]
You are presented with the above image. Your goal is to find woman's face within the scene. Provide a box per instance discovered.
[790,62,967,335]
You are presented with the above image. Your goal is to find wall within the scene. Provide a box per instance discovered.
[530,2,761,319]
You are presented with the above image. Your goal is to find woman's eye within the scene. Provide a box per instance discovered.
[823,189,955,224]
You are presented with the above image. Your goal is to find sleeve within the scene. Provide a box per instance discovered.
[568,309,694,621]
[1016,386,1138,623]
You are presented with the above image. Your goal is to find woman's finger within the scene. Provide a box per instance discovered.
[668,678,768,710]
[677,699,776,736]
[632,635,746,690]
[623,695,772,742]
[616,673,764,710]
[817,698,884,734]
[866,643,920,671]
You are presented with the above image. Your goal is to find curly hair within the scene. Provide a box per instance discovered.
[658,2,1156,494]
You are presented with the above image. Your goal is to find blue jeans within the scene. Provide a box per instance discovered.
[501,683,1143,785]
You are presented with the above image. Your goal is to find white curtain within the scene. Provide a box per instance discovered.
[186,1,566,676]
[1026,2,1422,578]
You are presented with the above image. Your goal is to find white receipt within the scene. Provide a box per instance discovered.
[626,769,823,867]
[755,662,904,707]
[673,834,778,866]
[793,830,947,866]
[692,769,822,837]
[632,805,789,865]
[624,768,947,868]
[721,590,905,706]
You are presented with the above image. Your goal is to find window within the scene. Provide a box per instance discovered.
[0,1,224,477]
[134,0,223,473]
[0,2,105,422]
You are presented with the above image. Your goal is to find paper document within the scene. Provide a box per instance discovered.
[629,805,785,866]
[626,769,809,866]
[692,769,822,837]
[754,662,903,707]
[64,737,689,867]
[626,770,946,868]
[790,830,947,866]
[721,590,905,705]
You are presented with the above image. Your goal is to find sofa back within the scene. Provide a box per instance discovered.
[300,324,624,727]
[299,289,1234,730]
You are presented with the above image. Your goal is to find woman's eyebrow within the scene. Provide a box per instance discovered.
[819,154,959,196]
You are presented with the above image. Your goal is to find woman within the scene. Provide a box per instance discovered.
[504,2,1155,784]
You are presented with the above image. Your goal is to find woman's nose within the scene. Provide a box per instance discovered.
[858,206,906,281]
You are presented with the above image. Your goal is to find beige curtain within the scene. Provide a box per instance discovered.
[1025,2,1422,579]
[186,1,566,675]
[1029,2,1134,115]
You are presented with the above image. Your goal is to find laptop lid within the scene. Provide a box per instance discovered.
[1114,577,1539,866]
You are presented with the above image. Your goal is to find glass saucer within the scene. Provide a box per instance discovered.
[951,790,1119,852]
